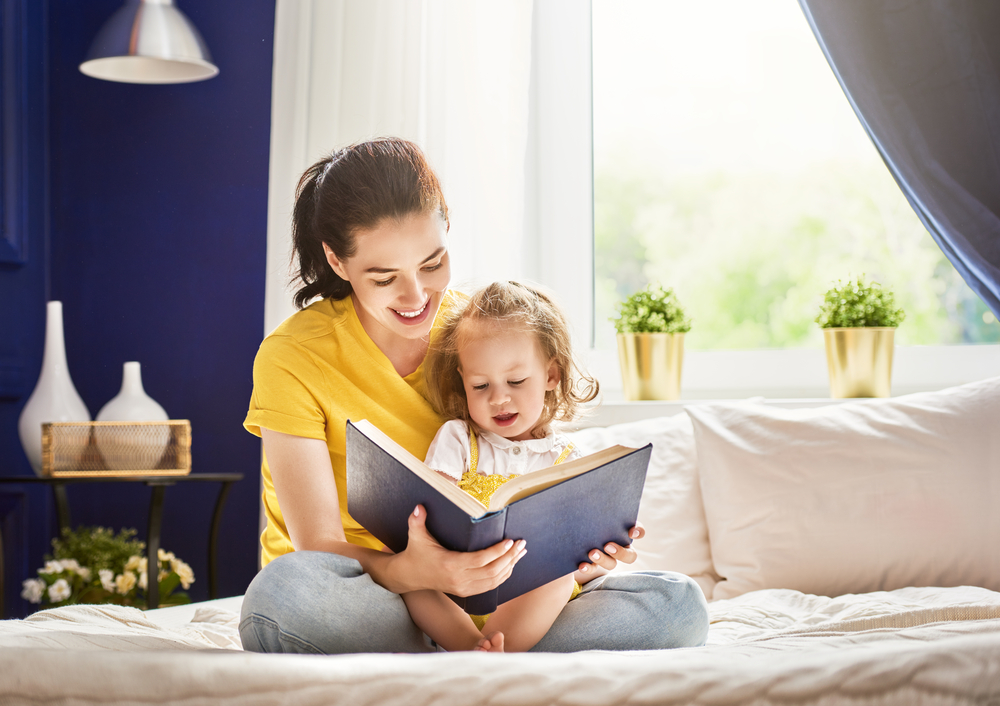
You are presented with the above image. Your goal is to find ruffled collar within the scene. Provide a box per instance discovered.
[479,429,559,454]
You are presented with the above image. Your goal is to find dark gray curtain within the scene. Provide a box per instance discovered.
[799,0,1000,317]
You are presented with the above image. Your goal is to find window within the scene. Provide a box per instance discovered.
[588,0,999,398]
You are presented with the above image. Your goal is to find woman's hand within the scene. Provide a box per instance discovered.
[384,505,527,596]
[574,522,645,584]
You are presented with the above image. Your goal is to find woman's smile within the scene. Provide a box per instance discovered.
[392,299,430,323]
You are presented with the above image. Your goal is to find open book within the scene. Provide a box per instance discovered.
[346,419,651,614]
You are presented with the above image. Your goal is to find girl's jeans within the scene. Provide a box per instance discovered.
[239,550,710,654]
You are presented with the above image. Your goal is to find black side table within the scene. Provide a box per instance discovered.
[0,473,242,617]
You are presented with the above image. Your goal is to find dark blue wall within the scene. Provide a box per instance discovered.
[1,0,273,616]
[0,0,51,619]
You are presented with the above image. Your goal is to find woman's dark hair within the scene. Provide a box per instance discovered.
[291,137,450,308]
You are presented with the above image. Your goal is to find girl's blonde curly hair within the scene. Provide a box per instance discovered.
[426,281,599,438]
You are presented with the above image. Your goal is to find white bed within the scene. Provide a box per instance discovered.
[2,376,999,705]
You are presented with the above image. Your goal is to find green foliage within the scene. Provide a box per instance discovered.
[816,275,906,328]
[50,526,144,574]
[612,284,691,334]
[593,160,999,350]
[21,526,193,611]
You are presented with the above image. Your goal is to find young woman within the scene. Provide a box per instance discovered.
[239,137,709,653]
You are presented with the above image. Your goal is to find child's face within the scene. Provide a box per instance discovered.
[458,325,560,442]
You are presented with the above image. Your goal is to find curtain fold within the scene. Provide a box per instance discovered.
[799,0,1000,317]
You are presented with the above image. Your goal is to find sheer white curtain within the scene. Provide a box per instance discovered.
[264,0,563,335]
[260,0,592,545]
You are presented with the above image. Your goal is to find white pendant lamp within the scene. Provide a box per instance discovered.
[79,0,219,84]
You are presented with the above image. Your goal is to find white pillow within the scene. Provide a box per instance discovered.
[568,414,718,598]
[687,376,1000,601]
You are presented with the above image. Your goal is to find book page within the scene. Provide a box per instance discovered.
[488,445,636,511]
[352,420,489,518]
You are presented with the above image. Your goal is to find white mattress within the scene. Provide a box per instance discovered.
[2,586,1000,705]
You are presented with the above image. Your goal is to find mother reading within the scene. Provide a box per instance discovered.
[239,137,709,653]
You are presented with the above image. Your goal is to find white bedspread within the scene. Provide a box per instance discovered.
[2,586,1000,705]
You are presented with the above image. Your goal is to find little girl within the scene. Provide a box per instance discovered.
[404,280,600,652]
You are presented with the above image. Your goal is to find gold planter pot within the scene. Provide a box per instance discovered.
[616,332,684,401]
[822,327,895,398]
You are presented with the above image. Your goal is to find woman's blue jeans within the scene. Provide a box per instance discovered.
[239,551,709,654]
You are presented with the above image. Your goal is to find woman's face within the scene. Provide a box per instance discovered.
[325,211,451,347]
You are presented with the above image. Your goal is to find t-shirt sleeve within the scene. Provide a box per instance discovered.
[423,419,469,479]
[244,334,328,441]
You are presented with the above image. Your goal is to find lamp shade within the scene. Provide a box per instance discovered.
[79,0,219,84]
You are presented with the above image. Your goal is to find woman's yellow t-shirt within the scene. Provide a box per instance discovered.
[244,292,459,566]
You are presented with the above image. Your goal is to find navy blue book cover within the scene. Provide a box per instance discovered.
[345,420,651,614]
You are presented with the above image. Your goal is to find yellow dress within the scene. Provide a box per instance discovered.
[460,430,583,630]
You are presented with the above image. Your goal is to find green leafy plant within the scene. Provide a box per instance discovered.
[612,284,692,334]
[20,526,193,610]
[816,275,906,328]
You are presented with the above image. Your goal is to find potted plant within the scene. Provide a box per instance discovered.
[612,284,691,400]
[816,275,906,398]
[20,526,193,610]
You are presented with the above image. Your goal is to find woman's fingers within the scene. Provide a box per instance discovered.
[405,506,527,596]
[585,548,619,571]
[602,542,639,565]
[584,524,644,571]
[581,534,641,573]
[451,539,526,596]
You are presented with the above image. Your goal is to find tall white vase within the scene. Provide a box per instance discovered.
[17,301,92,476]
[96,362,170,470]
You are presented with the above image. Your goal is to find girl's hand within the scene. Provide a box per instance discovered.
[574,522,645,584]
[387,505,527,596]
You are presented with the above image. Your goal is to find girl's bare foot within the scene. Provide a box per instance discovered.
[474,631,505,652]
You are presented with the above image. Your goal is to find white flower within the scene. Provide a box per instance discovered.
[99,569,116,592]
[39,560,63,575]
[58,559,81,573]
[173,560,195,590]
[158,549,175,562]
[76,567,92,582]
[48,578,71,603]
[115,572,137,595]
[21,579,45,604]
[124,555,143,572]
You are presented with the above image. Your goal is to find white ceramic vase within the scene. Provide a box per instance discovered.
[95,362,170,470]
[17,301,92,476]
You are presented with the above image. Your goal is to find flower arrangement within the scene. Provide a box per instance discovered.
[816,275,906,328]
[612,283,692,334]
[20,526,193,609]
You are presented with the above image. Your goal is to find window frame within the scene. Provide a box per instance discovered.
[533,0,1000,401]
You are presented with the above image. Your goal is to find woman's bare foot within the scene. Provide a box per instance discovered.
[474,631,505,652]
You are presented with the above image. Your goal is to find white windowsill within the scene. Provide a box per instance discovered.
[578,343,1000,427]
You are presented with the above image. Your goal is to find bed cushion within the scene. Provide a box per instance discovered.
[687,375,1000,600]
[568,414,717,598]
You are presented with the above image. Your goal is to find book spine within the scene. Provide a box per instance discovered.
[449,510,506,614]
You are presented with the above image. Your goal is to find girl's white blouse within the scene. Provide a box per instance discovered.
[424,419,581,480]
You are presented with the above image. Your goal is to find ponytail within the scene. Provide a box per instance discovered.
[291,159,352,309]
